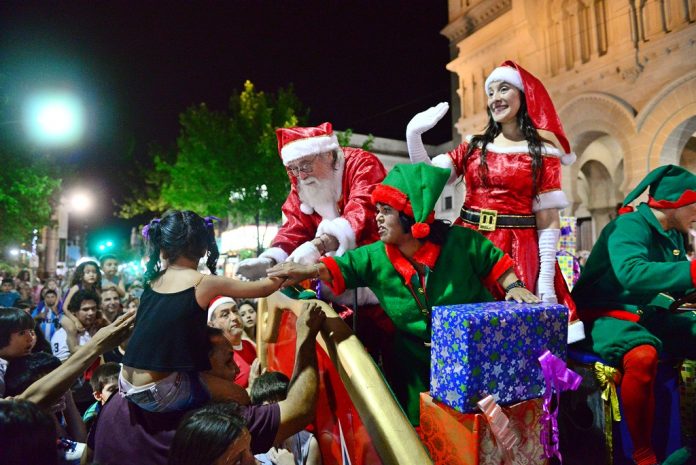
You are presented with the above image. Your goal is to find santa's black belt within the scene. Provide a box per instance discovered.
[460,207,536,231]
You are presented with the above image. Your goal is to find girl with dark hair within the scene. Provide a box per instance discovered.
[120,210,284,413]
[269,164,538,425]
[168,402,251,465]
[406,60,583,344]
[0,307,37,397]
[238,299,258,344]
[61,260,102,336]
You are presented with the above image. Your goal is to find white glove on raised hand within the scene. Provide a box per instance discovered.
[406,102,449,165]
[537,228,560,304]
[288,241,321,265]
[236,257,275,281]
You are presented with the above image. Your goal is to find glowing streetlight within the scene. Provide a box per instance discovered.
[23,91,85,147]
[69,191,93,215]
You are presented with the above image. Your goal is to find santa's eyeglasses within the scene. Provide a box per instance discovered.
[286,156,319,177]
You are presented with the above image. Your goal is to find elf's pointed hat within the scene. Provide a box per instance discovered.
[619,164,696,214]
[276,122,339,166]
[370,163,450,239]
[485,60,576,165]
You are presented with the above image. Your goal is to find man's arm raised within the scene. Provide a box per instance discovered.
[274,301,325,444]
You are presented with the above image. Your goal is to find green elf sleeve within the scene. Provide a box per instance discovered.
[454,228,514,286]
[608,215,696,294]
[320,244,374,295]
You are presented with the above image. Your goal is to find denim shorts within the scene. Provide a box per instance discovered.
[118,370,210,413]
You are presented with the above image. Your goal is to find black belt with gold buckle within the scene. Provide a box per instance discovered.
[460,207,536,231]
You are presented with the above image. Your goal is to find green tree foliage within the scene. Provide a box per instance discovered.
[117,143,174,219]
[336,128,375,151]
[119,81,307,252]
[0,82,61,248]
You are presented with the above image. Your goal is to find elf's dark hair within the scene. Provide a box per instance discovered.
[466,92,543,195]
[70,261,102,292]
[143,210,219,284]
[398,212,451,246]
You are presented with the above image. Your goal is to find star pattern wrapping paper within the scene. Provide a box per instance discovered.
[431,301,568,413]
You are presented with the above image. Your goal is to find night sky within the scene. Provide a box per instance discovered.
[0,1,451,246]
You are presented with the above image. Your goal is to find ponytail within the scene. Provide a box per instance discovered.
[204,217,220,276]
[143,218,163,284]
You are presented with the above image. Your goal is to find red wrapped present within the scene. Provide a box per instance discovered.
[419,393,547,465]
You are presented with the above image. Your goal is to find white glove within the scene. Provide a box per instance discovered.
[236,257,275,281]
[288,241,321,265]
[537,228,560,303]
[406,102,449,165]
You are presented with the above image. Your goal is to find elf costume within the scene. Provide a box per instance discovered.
[573,165,696,465]
[319,163,515,425]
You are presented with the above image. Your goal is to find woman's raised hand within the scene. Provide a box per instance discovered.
[406,102,449,136]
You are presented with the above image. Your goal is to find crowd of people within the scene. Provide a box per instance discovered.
[1,60,696,465]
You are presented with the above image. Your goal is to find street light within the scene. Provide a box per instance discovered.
[23,91,85,147]
[69,191,94,215]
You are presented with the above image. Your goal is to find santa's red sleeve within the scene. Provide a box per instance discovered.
[316,149,386,255]
[262,186,318,263]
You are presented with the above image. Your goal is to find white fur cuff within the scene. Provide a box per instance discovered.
[316,217,356,256]
[259,247,289,264]
[533,190,569,212]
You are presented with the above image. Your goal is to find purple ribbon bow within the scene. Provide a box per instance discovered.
[538,349,582,462]
[204,215,221,227]
[141,218,160,240]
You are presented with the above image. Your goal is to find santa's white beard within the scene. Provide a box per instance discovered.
[297,177,340,219]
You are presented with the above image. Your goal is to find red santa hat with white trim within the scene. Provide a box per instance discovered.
[207,295,236,322]
[276,122,340,166]
[485,60,576,165]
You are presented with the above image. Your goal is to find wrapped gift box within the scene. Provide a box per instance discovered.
[419,392,547,465]
[558,216,577,255]
[557,252,579,290]
[680,360,696,440]
[431,302,568,413]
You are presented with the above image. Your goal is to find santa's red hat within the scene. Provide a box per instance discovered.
[207,295,236,322]
[485,60,576,165]
[276,122,340,166]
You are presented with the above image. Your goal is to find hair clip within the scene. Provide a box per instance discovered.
[204,215,221,227]
[142,218,161,239]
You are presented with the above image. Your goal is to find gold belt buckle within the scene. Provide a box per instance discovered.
[478,208,498,231]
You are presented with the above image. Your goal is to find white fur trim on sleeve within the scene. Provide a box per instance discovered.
[300,203,314,215]
[432,154,457,184]
[259,247,289,264]
[316,217,356,256]
[533,190,569,212]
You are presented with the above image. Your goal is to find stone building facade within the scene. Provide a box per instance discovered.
[442,0,696,249]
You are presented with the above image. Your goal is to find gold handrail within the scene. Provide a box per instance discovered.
[257,292,433,465]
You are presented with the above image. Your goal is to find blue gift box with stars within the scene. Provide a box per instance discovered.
[430,301,568,413]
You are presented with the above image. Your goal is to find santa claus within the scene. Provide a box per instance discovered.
[237,122,387,311]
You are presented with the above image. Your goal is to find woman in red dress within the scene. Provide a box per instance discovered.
[406,60,584,343]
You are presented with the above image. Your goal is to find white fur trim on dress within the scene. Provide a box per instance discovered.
[281,135,340,165]
[432,154,457,184]
[316,217,356,257]
[568,320,585,344]
[561,152,577,166]
[485,67,523,93]
[533,190,569,212]
[259,247,289,265]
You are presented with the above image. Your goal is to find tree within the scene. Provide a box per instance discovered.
[119,81,307,254]
[0,82,61,248]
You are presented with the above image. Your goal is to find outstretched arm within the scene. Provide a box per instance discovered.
[16,310,135,409]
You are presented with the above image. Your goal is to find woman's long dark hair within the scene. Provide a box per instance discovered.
[399,212,451,246]
[168,402,246,465]
[143,210,219,284]
[466,94,544,195]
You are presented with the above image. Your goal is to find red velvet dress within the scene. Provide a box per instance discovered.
[445,139,576,311]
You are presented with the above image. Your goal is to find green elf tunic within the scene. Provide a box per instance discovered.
[321,225,514,425]
[572,203,696,366]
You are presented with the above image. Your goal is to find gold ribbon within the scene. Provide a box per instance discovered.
[594,362,621,422]
[594,361,621,465]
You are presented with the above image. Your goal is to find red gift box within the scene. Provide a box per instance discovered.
[419,393,547,465]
